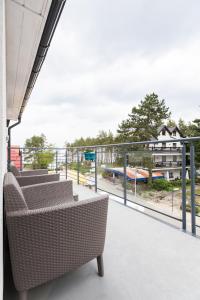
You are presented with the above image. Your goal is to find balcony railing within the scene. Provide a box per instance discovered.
[150,146,182,152]
[9,136,200,236]
[154,161,182,168]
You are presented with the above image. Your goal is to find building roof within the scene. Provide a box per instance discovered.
[104,167,164,182]
[6,0,66,121]
[157,125,183,137]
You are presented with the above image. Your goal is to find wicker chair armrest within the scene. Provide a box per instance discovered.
[16,173,60,186]
[22,180,74,209]
[20,169,48,176]
[7,195,109,292]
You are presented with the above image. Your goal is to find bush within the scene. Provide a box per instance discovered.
[170,179,191,187]
[102,170,113,178]
[122,181,134,190]
[69,162,90,174]
[151,179,172,191]
[152,178,191,191]
[170,179,182,187]
[32,151,55,169]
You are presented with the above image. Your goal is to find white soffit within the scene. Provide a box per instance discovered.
[6,0,52,121]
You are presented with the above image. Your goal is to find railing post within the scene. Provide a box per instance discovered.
[123,150,127,205]
[55,150,58,173]
[95,148,97,192]
[181,143,187,231]
[65,148,68,180]
[190,143,196,235]
[77,150,80,185]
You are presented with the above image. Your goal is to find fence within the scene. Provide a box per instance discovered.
[9,136,200,235]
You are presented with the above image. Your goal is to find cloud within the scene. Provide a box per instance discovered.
[13,0,200,147]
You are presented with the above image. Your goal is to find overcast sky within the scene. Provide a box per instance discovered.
[13,0,200,147]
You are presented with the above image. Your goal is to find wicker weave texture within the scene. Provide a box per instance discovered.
[22,180,74,209]
[4,173,108,292]
[4,173,28,212]
[10,163,48,177]
[20,169,48,176]
[16,173,60,186]
[7,195,109,292]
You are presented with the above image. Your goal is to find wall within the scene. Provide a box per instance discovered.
[159,169,182,181]
[0,0,6,298]
[168,170,182,180]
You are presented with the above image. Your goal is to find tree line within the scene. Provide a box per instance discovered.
[67,93,200,146]
[23,93,200,170]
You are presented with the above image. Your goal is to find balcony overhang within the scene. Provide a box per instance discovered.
[6,0,52,121]
[6,0,66,121]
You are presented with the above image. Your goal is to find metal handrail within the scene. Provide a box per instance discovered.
[8,136,200,151]
[9,136,200,236]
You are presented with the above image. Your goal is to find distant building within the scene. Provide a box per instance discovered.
[149,125,188,180]
[10,146,22,169]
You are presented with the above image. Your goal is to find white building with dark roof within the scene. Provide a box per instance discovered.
[149,125,189,180]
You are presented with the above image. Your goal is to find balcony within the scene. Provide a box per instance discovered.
[8,137,200,230]
[5,137,200,299]
[154,161,182,168]
[150,146,182,153]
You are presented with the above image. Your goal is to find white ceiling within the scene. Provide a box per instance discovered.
[6,0,52,121]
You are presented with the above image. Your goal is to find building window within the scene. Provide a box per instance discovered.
[162,130,166,136]
[169,172,174,179]
[162,142,166,148]
[173,156,177,162]
[173,131,176,136]
[173,143,176,148]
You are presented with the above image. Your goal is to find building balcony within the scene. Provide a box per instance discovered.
[154,161,182,168]
[5,137,200,299]
[150,147,182,153]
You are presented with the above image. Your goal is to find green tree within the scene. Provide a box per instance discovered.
[142,154,154,187]
[178,118,188,137]
[116,120,134,143]
[24,134,55,169]
[167,119,177,128]
[67,130,115,147]
[25,134,47,148]
[188,119,200,167]
[33,151,55,169]
[66,131,115,164]
[188,119,200,136]
[177,119,200,166]
[96,130,114,145]
[117,93,171,142]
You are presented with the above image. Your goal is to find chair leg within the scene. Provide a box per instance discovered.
[97,255,104,277]
[19,290,28,300]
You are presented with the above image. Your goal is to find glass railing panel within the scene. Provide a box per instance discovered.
[125,146,181,220]
[66,148,79,183]
[96,146,124,200]
[8,136,200,235]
